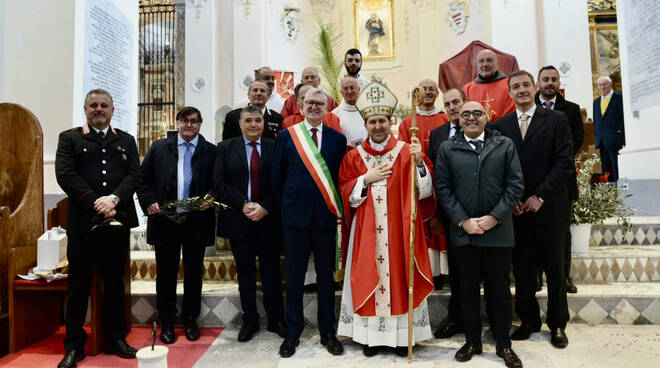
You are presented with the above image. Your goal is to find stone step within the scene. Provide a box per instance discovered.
[570,245,660,282]
[128,280,660,328]
[590,219,660,246]
[130,245,660,283]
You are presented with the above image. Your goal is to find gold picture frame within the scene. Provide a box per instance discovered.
[588,9,621,98]
[354,0,396,61]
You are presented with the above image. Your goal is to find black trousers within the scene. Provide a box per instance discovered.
[453,245,512,348]
[64,226,129,351]
[283,224,336,339]
[229,221,284,325]
[154,217,207,324]
[513,220,569,330]
[446,244,463,326]
[599,147,620,183]
[565,226,572,279]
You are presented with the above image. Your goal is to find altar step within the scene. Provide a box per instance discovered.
[128,280,660,328]
[129,245,660,284]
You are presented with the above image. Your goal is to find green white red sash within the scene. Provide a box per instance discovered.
[288,122,344,272]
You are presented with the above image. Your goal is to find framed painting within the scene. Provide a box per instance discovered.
[354,0,395,61]
[589,9,621,97]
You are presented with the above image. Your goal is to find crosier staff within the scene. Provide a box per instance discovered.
[407,86,425,363]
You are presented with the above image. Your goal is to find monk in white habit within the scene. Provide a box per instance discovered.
[337,82,435,357]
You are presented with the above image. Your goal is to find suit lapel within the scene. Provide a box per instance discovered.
[440,123,451,141]
[233,137,249,172]
[503,115,523,150]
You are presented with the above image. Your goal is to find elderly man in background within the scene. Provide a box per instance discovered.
[281,67,339,117]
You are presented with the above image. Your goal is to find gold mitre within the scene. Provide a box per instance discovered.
[355,82,398,120]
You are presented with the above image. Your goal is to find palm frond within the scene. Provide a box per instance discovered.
[312,17,343,103]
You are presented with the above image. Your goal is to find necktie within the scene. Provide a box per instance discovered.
[450,125,460,138]
[520,114,529,139]
[543,101,554,109]
[98,130,105,140]
[469,139,483,153]
[182,142,193,199]
[249,141,260,201]
[600,97,610,115]
[311,128,318,147]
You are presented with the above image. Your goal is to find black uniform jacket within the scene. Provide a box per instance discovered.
[55,125,140,235]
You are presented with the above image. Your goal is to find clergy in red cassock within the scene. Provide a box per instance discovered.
[280,67,338,117]
[337,82,435,357]
[397,79,449,276]
[463,49,515,121]
[281,83,343,134]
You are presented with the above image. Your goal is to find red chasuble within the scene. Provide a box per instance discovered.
[397,113,449,155]
[339,137,435,317]
[397,113,449,253]
[463,78,515,121]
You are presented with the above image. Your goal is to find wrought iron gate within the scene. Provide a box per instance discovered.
[138,0,177,155]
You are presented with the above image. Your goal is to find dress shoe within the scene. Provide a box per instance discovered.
[395,346,408,357]
[267,321,287,338]
[566,278,578,294]
[184,319,201,341]
[496,347,523,368]
[237,322,260,342]
[104,339,137,359]
[363,345,378,357]
[454,342,482,362]
[434,320,464,339]
[510,323,541,341]
[550,328,569,349]
[279,338,300,358]
[57,349,86,368]
[320,332,344,355]
[160,323,176,344]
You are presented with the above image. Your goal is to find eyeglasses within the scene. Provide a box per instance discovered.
[460,110,485,119]
[179,118,202,126]
[304,100,326,107]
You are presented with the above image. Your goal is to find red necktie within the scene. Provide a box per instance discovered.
[249,141,260,201]
[311,128,318,147]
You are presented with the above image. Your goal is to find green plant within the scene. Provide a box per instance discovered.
[312,18,343,103]
[570,152,632,228]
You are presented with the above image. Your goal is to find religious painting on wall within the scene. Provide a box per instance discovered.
[354,0,395,61]
[588,1,621,97]
[274,70,295,100]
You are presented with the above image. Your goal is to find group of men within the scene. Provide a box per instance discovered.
[54,45,624,368]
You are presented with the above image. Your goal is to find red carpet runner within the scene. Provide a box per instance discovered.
[0,326,223,367]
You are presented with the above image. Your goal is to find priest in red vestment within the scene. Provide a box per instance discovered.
[280,67,338,117]
[337,82,435,357]
[463,49,515,121]
[397,79,449,277]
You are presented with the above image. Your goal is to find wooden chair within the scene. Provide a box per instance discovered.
[6,198,132,355]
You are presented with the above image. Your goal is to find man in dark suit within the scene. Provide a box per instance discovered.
[138,106,216,344]
[593,76,625,183]
[55,89,140,368]
[536,65,585,294]
[435,100,524,368]
[223,80,284,140]
[272,88,347,358]
[494,70,573,349]
[214,105,285,342]
[428,87,466,339]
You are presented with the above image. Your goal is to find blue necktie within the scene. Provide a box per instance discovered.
[182,142,193,199]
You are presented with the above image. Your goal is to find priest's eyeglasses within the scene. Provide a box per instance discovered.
[179,118,203,126]
[460,110,485,119]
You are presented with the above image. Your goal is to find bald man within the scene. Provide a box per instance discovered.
[281,67,338,117]
[333,77,367,146]
[463,49,515,121]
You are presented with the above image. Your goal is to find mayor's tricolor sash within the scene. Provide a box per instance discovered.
[288,122,344,277]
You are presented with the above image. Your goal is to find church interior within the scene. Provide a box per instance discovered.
[1,0,660,366]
